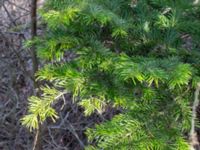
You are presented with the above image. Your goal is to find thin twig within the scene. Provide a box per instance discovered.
[2,2,17,26]
[7,0,30,12]
[190,83,200,150]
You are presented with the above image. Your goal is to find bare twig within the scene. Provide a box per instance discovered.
[47,127,69,150]
[49,112,85,149]
[190,83,200,150]
[2,2,17,26]
[7,0,30,12]
[32,125,41,150]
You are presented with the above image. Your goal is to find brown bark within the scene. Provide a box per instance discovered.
[31,0,41,149]
[31,0,39,88]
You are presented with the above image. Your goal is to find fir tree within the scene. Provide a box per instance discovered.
[22,0,200,149]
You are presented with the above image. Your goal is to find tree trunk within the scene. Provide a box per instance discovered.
[31,0,41,149]
[31,0,38,88]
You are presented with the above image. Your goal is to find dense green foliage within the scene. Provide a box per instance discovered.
[22,0,200,149]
